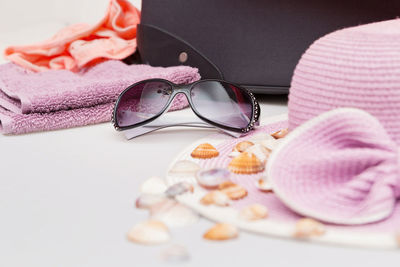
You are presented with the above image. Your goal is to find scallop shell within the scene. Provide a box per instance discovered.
[196,168,230,189]
[159,244,190,263]
[293,218,326,238]
[191,143,219,159]
[245,144,270,164]
[140,176,167,195]
[255,177,273,192]
[238,204,268,221]
[168,160,201,177]
[127,220,170,245]
[233,141,254,153]
[203,223,239,241]
[135,194,167,209]
[228,152,264,174]
[218,181,248,200]
[271,128,289,139]
[165,182,194,198]
[150,199,199,227]
[200,190,231,206]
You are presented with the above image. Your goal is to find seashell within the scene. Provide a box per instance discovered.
[293,218,326,238]
[200,190,231,206]
[218,181,237,190]
[127,220,170,245]
[255,177,273,192]
[165,182,194,198]
[271,128,289,139]
[233,141,254,152]
[228,152,264,174]
[218,182,248,200]
[196,168,230,189]
[159,244,190,263]
[396,233,400,247]
[249,132,274,144]
[191,143,219,159]
[140,176,167,195]
[203,223,239,241]
[260,138,280,151]
[150,199,199,227]
[168,160,201,177]
[238,204,268,221]
[245,144,271,164]
[228,151,241,158]
[135,194,167,209]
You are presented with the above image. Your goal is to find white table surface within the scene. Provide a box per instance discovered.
[0,2,399,266]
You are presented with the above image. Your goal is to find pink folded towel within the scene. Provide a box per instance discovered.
[0,60,200,134]
[4,0,140,72]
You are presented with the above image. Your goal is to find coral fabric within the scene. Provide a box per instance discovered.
[3,0,140,72]
[288,19,400,144]
[268,109,400,225]
[0,60,200,134]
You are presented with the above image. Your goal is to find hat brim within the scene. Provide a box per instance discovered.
[267,108,396,226]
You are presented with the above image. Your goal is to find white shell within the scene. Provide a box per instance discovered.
[245,144,270,164]
[260,138,282,151]
[255,176,273,192]
[140,176,167,195]
[249,132,274,144]
[196,168,230,189]
[159,244,190,263]
[127,220,170,245]
[238,204,268,221]
[165,182,194,198]
[211,191,231,206]
[293,218,326,238]
[135,194,167,209]
[150,199,199,228]
[168,160,201,177]
[200,190,231,206]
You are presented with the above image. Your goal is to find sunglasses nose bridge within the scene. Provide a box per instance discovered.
[170,90,190,101]
[174,84,190,92]
[170,85,191,99]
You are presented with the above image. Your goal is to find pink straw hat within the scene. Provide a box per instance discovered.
[288,19,400,144]
[267,19,400,225]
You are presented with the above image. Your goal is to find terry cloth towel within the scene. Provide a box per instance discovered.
[4,0,140,72]
[0,60,200,134]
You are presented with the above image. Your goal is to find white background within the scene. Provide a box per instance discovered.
[0,1,399,266]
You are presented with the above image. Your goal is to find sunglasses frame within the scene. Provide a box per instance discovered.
[112,78,260,134]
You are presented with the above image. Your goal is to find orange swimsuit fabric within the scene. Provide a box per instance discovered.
[4,0,140,72]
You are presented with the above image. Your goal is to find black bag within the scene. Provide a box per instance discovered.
[137,0,400,94]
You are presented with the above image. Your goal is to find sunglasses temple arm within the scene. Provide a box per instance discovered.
[123,115,244,139]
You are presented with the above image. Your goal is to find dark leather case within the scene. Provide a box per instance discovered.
[137,0,400,94]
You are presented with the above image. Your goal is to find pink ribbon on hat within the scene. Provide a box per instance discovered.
[267,108,400,225]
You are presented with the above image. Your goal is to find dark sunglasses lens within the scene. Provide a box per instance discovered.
[191,81,253,129]
[115,81,172,127]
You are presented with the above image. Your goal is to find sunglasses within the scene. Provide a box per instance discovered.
[112,79,260,138]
